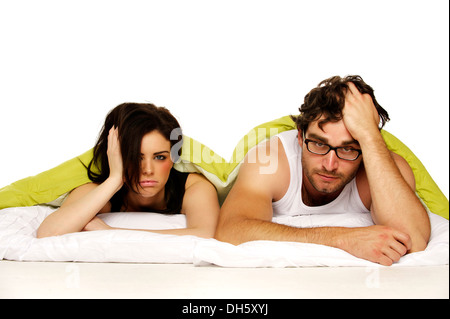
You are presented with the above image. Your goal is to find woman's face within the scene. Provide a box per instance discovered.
[135,130,173,199]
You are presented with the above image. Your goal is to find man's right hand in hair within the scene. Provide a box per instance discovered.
[342,81,380,143]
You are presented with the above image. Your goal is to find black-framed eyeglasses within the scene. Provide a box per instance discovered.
[303,139,362,161]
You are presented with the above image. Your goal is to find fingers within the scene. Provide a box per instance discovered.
[359,226,411,266]
[346,81,361,97]
[106,126,124,182]
[393,229,412,251]
[342,81,380,139]
[107,126,120,150]
[107,126,122,157]
[381,242,406,265]
[380,230,411,266]
[343,82,358,108]
[108,126,118,139]
[376,245,404,266]
[345,82,371,108]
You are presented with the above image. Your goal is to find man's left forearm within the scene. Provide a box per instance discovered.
[360,133,430,252]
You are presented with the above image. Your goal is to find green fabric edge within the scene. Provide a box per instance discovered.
[0,149,94,209]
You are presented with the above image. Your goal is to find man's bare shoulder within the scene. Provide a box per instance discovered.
[218,137,290,227]
[238,136,290,201]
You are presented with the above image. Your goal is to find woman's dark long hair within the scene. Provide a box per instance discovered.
[87,102,187,213]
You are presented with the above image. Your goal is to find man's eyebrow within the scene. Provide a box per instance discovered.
[307,133,359,146]
[341,139,360,146]
[306,133,328,143]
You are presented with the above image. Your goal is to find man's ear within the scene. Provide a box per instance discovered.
[297,130,303,146]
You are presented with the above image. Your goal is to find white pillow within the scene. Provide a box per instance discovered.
[0,205,448,267]
[97,212,186,230]
[193,212,449,267]
[0,206,201,263]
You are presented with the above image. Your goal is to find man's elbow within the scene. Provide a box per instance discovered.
[405,222,431,253]
[408,233,430,253]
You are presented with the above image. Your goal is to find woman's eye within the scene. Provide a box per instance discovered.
[155,155,166,160]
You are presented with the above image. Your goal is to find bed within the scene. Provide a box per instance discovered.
[0,116,448,299]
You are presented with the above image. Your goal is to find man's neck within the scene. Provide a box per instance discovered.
[301,181,342,207]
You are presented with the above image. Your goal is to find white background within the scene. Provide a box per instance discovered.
[0,0,448,199]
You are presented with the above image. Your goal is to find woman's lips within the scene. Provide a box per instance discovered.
[140,180,158,187]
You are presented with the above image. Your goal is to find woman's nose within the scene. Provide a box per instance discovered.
[142,159,153,175]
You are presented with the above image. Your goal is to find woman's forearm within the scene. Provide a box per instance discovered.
[36,177,122,238]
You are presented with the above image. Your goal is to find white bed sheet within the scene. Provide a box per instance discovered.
[0,205,448,267]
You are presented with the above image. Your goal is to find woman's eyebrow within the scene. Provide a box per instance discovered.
[140,151,170,157]
[153,151,170,155]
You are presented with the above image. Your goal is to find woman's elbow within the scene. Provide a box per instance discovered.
[192,226,216,239]
[214,220,239,244]
[36,227,55,239]
[36,223,66,238]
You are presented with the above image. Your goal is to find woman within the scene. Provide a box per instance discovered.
[37,103,220,238]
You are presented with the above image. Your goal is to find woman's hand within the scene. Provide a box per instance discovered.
[107,126,124,186]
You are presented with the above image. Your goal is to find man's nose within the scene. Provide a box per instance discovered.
[322,150,339,171]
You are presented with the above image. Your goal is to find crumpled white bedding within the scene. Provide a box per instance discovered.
[0,205,448,267]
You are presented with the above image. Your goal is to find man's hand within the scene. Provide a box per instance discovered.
[338,225,412,266]
[342,82,380,142]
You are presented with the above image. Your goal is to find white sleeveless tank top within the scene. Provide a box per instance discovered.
[272,130,370,217]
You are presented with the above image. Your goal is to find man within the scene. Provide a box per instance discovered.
[215,75,431,266]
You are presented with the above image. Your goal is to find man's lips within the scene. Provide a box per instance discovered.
[140,180,158,187]
[317,173,339,182]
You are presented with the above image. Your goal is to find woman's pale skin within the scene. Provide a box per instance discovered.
[37,128,220,239]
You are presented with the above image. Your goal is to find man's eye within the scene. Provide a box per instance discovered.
[314,142,326,148]
[341,147,356,153]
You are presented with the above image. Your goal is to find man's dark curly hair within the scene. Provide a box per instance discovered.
[291,75,390,133]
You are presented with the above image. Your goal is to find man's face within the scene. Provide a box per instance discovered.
[298,117,362,195]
